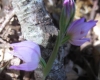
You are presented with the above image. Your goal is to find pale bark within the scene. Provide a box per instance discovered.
[12,0,58,47]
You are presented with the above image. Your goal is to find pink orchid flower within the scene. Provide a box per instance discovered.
[9,41,41,71]
[67,18,97,46]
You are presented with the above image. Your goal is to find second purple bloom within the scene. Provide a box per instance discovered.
[67,18,97,46]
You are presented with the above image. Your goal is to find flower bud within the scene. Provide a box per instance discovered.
[63,0,75,21]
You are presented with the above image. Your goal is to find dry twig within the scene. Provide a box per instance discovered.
[0,10,15,32]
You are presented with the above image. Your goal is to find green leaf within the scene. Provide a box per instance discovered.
[59,8,68,35]
[40,57,46,69]
[59,8,75,37]
[61,35,70,45]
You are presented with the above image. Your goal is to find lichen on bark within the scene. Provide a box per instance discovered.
[12,0,58,47]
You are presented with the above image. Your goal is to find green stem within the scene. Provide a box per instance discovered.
[43,34,61,79]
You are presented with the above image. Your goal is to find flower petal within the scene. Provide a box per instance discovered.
[69,38,90,46]
[10,47,40,63]
[67,18,85,33]
[81,20,97,32]
[72,20,97,39]
[9,62,38,71]
[64,0,74,6]
[11,41,40,56]
[63,0,69,4]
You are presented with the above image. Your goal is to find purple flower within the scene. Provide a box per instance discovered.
[63,0,75,19]
[67,18,97,46]
[9,41,41,71]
